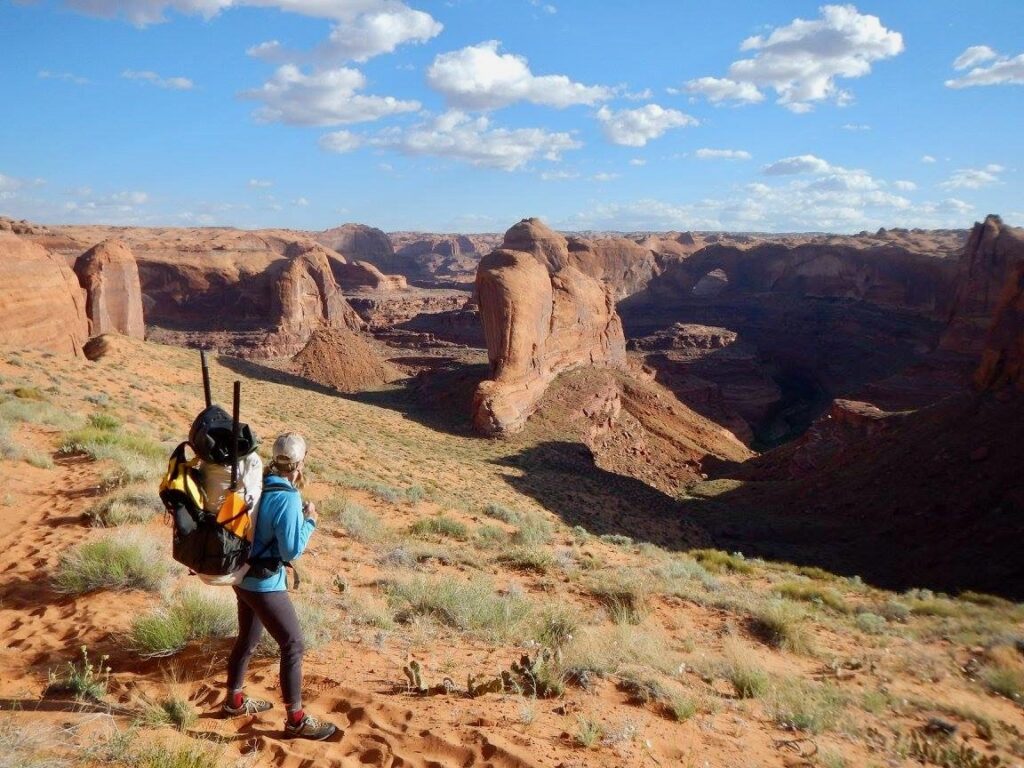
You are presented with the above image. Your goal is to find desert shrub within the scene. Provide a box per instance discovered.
[0,428,21,460]
[855,611,888,635]
[12,386,45,401]
[980,645,1024,703]
[560,624,678,678]
[384,576,531,642]
[749,599,814,654]
[600,534,634,548]
[129,588,235,657]
[334,501,386,542]
[957,591,1015,609]
[375,546,419,570]
[58,427,165,461]
[497,547,554,574]
[689,549,753,574]
[765,678,846,733]
[575,716,602,748]
[511,512,554,547]
[653,557,719,592]
[616,670,696,721]
[587,571,651,624]
[0,715,68,768]
[95,732,223,768]
[44,646,110,701]
[721,652,770,699]
[533,606,579,649]
[775,581,848,613]
[139,695,198,732]
[405,485,425,504]
[86,490,163,527]
[907,597,962,618]
[796,565,838,581]
[475,524,509,548]
[89,413,121,431]
[409,514,469,541]
[483,503,522,525]
[342,591,396,630]
[880,600,911,622]
[0,397,78,429]
[23,450,54,469]
[53,536,169,594]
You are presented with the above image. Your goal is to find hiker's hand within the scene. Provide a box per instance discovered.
[303,501,318,524]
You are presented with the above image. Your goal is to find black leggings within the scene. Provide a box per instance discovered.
[227,587,305,710]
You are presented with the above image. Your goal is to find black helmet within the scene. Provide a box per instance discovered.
[188,405,258,464]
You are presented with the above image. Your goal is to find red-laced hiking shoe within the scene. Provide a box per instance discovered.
[284,713,338,741]
[222,696,274,717]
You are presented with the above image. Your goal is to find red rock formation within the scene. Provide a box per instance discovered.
[268,242,363,355]
[974,258,1024,391]
[943,215,1024,357]
[284,240,407,292]
[73,239,145,339]
[0,231,89,356]
[473,240,626,435]
[315,223,394,269]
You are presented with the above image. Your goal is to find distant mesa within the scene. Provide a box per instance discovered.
[74,239,145,340]
[0,230,89,357]
[473,219,627,436]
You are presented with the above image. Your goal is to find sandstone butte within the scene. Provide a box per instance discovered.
[473,219,627,436]
[73,238,145,339]
[0,230,89,357]
[969,216,1024,391]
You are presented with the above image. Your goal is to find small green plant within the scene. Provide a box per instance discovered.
[140,694,198,732]
[53,536,169,594]
[690,549,753,574]
[575,716,603,748]
[750,600,814,654]
[980,647,1024,703]
[409,514,469,541]
[45,646,110,701]
[88,413,121,431]
[334,500,386,542]
[588,572,651,624]
[765,678,846,733]
[405,485,425,504]
[775,581,848,613]
[721,654,770,699]
[129,588,235,657]
[600,534,634,548]
[511,512,553,547]
[534,607,578,649]
[483,503,522,525]
[855,611,888,635]
[23,450,54,469]
[475,524,509,548]
[86,490,163,527]
[497,547,554,574]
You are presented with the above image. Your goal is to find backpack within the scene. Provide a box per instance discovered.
[159,441,252,578]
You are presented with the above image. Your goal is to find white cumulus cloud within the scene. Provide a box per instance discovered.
[316,6,442,62]
[946,46,1024,88]
[318,129,363,153]
[426,40,613,110]
[595,104,697,147]
[243,64,420,126]
[687,4,903,112]
[940,164,1004,190]
[122,69,194,89]
[695,148,752,160]
[371,110,580,170]
[762,154,833,175]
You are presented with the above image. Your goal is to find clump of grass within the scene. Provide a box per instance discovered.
[0,715,67,768]
[511,512,553,547]
[534,606,579,649]
[0,397,78,429]
[23,450,54,469]
[616,670,697,721]
[332,500,386,543]
[980,645,1024,703]
[496,547,554,574]
[409,514,469,541]
[58,427,165,461]
[653,557,719,593]
[749,599,814,654]
[44,646,110,701]
[765,678,846,733]
[88,413,121,431]
[140,694,198,732]
[575,716,603,748]
[129,588,235,657]
[855,611,888,635]
[405,485,425,504]
[342,591,396,630]
[796,565,838,581]
[600,534,634,548]
[53,536,169,594]
[384,576,531,642]
[560,624,678,678]
[775,581,848,613]
[880,600,911,622]
[86,490,163,527]
[587,571,651,624]
[721,650,770,699]
[907,596,962,618]
[689,549,753,574]
[475,524,509,548]
[12,386,45,401]
[483,503,522,525]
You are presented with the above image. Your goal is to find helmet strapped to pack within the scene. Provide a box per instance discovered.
[188,405,257,464]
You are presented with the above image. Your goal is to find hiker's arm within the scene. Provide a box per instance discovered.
[276,495,315,562]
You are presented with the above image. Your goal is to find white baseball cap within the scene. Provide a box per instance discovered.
[272,432,307,469]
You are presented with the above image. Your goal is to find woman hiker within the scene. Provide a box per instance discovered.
[221,432,338,741]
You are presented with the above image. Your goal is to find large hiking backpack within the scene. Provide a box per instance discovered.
[159,442,251,577]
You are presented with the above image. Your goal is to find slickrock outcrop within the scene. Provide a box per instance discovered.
[285,240,407,292]
[943,215,1024,357]
[0,231,89,356]
[472,241,626,436]
[73,239,145,339]
[387,234,498,283]
[315,223,394,269]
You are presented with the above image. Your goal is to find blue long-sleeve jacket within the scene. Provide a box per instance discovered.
[239,474,315,593]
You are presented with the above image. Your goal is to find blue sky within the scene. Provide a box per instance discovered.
[1,0,1021,232]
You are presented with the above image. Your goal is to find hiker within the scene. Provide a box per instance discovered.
[222,432,338,741]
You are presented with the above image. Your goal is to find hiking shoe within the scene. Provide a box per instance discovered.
[222,696,274,717]
[284,713,338,741]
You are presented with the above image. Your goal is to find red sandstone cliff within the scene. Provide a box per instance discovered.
[73,239,145,339]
